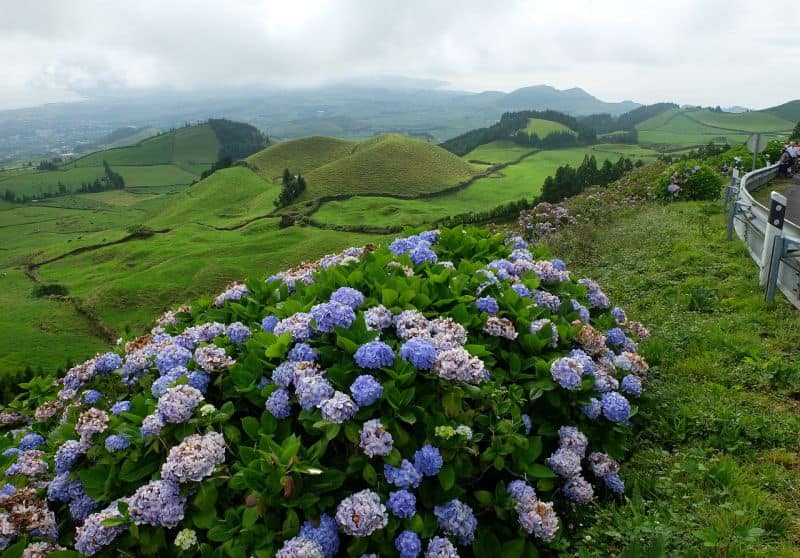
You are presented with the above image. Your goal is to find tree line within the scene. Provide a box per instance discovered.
[440,110,597,156]
[274,169,307,208]
[539,155,641,202]
[2,160,125,203]
[578,102,679,135]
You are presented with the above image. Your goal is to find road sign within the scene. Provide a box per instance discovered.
[746,133,769,154]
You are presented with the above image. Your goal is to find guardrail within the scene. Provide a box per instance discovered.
[726,163,800,308]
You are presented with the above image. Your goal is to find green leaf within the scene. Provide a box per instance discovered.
[363,463,377,485]
[382,288,398,306]
[278,435,301,464]
[474,490,493,507]
[241,417,260,440]
[527,463,556,478]
[439,464,455,491]
[242,506,259,529]
[502,539,525,557]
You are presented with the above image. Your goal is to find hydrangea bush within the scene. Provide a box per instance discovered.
[0,227,651,557]
[656,161,723,201]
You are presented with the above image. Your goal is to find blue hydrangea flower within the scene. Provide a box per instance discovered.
[568,349,595,375]
[563,475,594,503]
[547,448,582,478]
[354,341,395,369]
[395,530,422,558]
[19,433,45,451]
[521,414,532,435]
[350,375,383,406]
[298,513,340,558]
[433,499,478,545]
[601,392,631,423]
[571,299,591,323]
[110,407,136,430]
[275,537,324,558]
[55,439,86,473]
[611,307,627,324]
[512,283,531,298]
[296,375,334,410]
[129,480,186,528]
[387,489,416,518]
[155,344,192,374]
[620,375,642,397]
[413,444,443,476]
[319,391,358,423]
[226,322,251,343]
[257,376,271,390]
[74,500,128,556]
[507,479,536,501]
[399,338,437,370]
[47,472,71,502]
[409,242,438,265]
[475,296,499,315]
[558,426,589,457]
[274,313,315,341]
[272,361,297,388]
[69,486,97,523]
[261,315,279,333]
[288,343,318,362]
[330,287,365,310]
[157,385,203,424]
[83,390,102,405]
[550,357,584,390]
[605,328,627,347]
[187,371,211,394]
[335,489,388,537]
[550,258,567,271]
[2,448,19,457]
[140,414,164,438]
[419,230,439,243]
[104,435,129,453]
[385,459,422,489]
[389,237,415,256]
[359,419,394,457]
[604,472,625,494]
[94,352,123,374]
[266,388,292,419]
[425,536,458,558]
[151,372,180,398]
[311,302,356,333]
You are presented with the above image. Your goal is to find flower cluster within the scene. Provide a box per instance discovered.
[517,202,577,240]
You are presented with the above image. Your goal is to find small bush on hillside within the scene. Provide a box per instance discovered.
[31,283,69,298]
[0,228,651,557]
[657,162,723,201]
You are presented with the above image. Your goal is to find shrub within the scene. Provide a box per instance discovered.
[657,161,723,201]
[31,283,69,298]
[0,228,650,557]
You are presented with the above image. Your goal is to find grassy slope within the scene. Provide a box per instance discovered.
[523,118,575,137]
[246,136,357,181]
[147,167,280,229]
[314,145,659,227]
[463,140,535,164]
[541,203,800,557]
[171,124,222,165]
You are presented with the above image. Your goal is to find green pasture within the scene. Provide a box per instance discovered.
[247,136,357,181]
[462,140,535,164]
[522,117,574,137]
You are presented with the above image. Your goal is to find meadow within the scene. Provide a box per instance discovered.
[522,117,575,137]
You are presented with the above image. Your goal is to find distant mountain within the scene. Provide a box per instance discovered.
[497,85,640,116]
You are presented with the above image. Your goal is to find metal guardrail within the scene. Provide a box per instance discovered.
[726,163,800,308]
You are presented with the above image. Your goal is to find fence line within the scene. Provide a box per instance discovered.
[726,163,800,308]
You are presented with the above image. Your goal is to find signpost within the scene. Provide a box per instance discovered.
[746,133,770,170]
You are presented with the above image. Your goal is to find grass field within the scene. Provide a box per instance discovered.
[313,144,659,227]
[246,136,357,181]
[462,140,536,164]
[637,108,793,148]
[540,202,800,556]
[522,117,575,137]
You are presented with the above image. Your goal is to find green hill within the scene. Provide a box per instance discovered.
[246,136,356,181]
[765,99,800,123]
[147,166,280,229]
[521,118,575,138]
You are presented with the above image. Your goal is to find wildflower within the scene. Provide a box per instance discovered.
[319,391,358,423]
[359,419,394,457]
[434,499,477,545]
[348,377,384,410]
[384,459,422,489]
[413,445,443,476]
[354,341,395,369]
[387,490,416,518]
[335,489,388,537]
[266,389,292,419]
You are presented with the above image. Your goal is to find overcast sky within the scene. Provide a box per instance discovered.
[1,0,798,111]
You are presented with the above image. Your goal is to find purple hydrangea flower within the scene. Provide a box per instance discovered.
[384,459,422,489]
[557,426,588,457]
[395,530,422,558]
[335,489,388,536]
[104,435,129,453]
[512,283,531,298]
[288,343,318,362]
[521,414,532,435]
[563,475,594,503]
[226,322,251,343]
[187,371,211,394]
[94,352,123,374]
[2,448,19,457]
[55,440,86,473]
[425,537,458,558]
[571,299,591,323]
[434,499,478,545]
[605,328,627,347]
[319,391,358,423]
[74,501,128,556]
[157,385,203,424]
[359,419,394,457]
[274,313,315,341]
[364,305,394,330]
[261,315,279,333]
[266,388,292,419]
[533,290,561,313]
[350,375,383,406]
[604,472,625,494]
[47,473,71,503]
[387,489,416,518]
[610,307,627,325]
[331,287,365,310]
[296,375,335,410]
[620,375,642,397]
[475,296,499,315]
[298,513,340,558]
[272,361,296,389]
[413,444,443,476]
[83,390,102,405]
[276,537,324,558]
[601,392,631,423]
[140,414,164,439]
[550,357,584,390]
[129,480,186,528]
[160,432,226,484]
[311,302,356,333]
[409,242,438,265]
[568,349,595,375]
[547,448,582,478]
[354,341,395,369]
[69,484,98,523]
[399,338,437,370]
[507,479,536,501]
[18,433,45,451]
[155,344,192,374]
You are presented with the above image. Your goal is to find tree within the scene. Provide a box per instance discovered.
[274,169,307,208]
[791,120,800,141]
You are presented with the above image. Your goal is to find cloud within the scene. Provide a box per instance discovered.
[0,0,798,110]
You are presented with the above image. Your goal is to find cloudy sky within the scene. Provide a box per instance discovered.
[1,0,798,110]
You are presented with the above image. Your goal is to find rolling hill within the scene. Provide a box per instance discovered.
[249,134,480,200]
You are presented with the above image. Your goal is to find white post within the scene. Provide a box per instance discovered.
[759,191,787,285]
